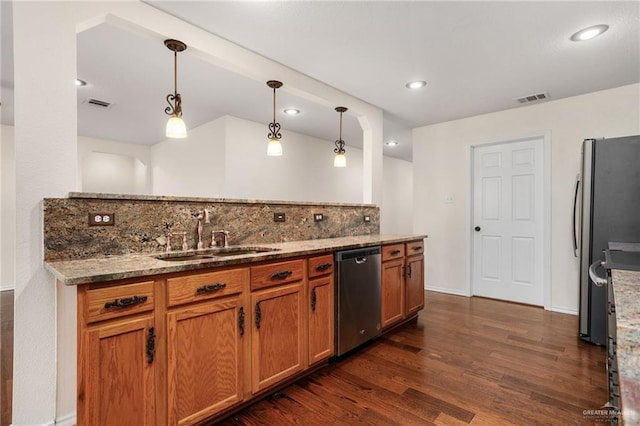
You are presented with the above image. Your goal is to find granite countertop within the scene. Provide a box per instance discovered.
[45,234,427,286]
[611,269,640,425]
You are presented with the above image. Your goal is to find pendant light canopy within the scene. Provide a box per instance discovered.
[164,39,187,139]
[333,106,348,167]
[266,80,284,156]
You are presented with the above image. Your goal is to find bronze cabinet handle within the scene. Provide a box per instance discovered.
[146,327,156,364]
[271,270,293,280]
[311,288,317,311]
[196,282,227,294]
[238,307,245,336]
[391,250,401,255]
[315,263,332,271]
[104,295,147,309]
[412,246,422,251]
[255,302,262,329]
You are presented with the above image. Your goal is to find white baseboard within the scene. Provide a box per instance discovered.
[548,306,578,316]
[425,286,469,297]
[55,412,76,426]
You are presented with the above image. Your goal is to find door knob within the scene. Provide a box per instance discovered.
[474,226,481,232]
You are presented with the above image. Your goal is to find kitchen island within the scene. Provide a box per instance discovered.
[46,234,426,426]
[611,269,640,425]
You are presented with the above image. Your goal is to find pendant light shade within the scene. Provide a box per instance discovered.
[333,106,348,167]
[266,80,283,156]
[164,39,187,139]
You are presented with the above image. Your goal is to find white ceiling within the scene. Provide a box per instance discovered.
[2,1,639,163]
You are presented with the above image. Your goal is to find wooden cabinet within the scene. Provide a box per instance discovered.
[405,241,425,317]
[307,254,334,365]
[381,240,425,330]
[78,280,157,426]
[381,244,406,328]
[165,268,249,425]
[250,261,306,393]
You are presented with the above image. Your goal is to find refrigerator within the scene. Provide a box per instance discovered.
[575,135,640,345]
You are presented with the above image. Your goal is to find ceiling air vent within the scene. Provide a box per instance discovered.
[516,92,549,104]
[85,98,113,109]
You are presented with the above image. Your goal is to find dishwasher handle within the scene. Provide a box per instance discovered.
[355,257,368,264]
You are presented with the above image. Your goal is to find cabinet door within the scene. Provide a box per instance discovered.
[167,296,245,425]
[381,258,405,329]
[251,283,305,393]
[308,276,334,365]
[83,316,155,426]
[405,255,425,316]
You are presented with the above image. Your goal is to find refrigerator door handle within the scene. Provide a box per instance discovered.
[572,173,581,258]
[588,260,608,287]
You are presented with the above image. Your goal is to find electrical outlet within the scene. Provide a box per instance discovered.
[89,213,115,226]
[444,195,455,204]
[274,212,286,222]
[314,213,324,222]
[363,215,371,223]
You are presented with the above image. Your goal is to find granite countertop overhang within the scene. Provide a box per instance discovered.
[611,269,640,425]
[46,234,427,286]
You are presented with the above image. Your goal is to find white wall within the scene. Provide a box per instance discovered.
[381,155,413,234]
[78,135,151,194]
[413,83,640,313]
[1,125,16,291]
[152,116,226,197]
[13,3,77,425]
[224,115,363,203]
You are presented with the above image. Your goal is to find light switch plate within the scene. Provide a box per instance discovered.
[314,213,324,222]
[89,213,115,226]
[363,215,371,223]
[274,212,286,222]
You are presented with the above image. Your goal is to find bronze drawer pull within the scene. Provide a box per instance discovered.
[271,270,293,280]
[412,246,422,251]
[391,250,401,255]
[316,263,332,271]
[196,282,227,294]
[104,295,147,309]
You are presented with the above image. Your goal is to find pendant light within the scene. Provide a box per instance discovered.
[266,80,283,156]
[333,107,348,167]
[164,39,187,139]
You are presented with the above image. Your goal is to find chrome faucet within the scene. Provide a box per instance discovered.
[211,229,230,248]
[196,209,210,249]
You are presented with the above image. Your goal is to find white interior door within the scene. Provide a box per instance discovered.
[472,138,544,305]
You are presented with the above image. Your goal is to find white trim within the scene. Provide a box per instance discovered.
[466,131,552,309]
[425,286,469,297]
[549,306,578,316]
[55,412,76,426]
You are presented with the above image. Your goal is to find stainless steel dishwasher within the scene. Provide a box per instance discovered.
[334,245,381,356]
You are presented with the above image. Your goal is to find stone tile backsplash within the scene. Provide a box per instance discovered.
[43,193,379,261]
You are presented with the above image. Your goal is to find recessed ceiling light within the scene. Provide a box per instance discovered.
[405,80,426,89]
[75,79,87,87]
[570,24,609,42]
[385,140,398,146]
[283,108,300,115]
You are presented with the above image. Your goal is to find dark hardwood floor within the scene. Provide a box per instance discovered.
[0,291,608,425]
[1,290,13,426]
[221,291,608,425]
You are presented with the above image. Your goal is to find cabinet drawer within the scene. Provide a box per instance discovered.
[308,254,334,279]
[251,259,305,291]
[382,244,405,261]
[406,240,424,256]
[167,268,248,307]
[86,281,154,323]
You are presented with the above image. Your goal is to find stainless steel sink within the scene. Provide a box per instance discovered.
[155,246,279,262]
